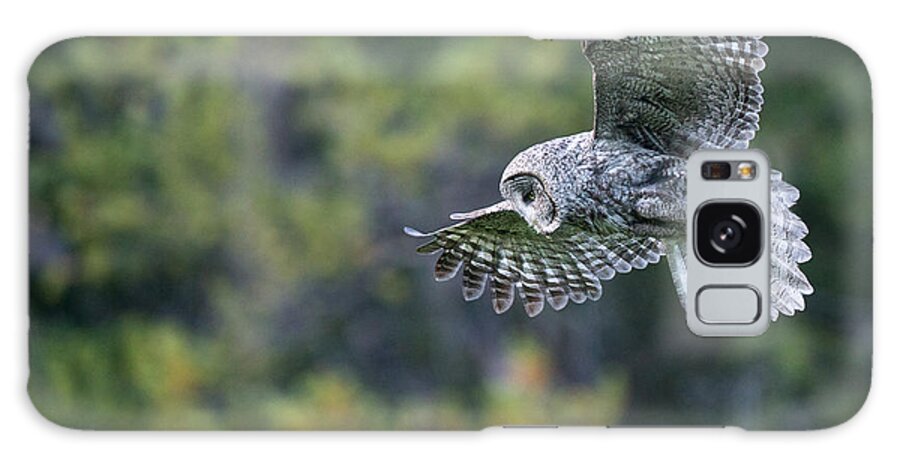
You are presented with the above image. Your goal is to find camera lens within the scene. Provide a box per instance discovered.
[710,218,744,251]
[695,202,762,265]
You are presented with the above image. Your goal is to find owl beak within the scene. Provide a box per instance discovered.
[523,210,540,229]
[531,215,561,235]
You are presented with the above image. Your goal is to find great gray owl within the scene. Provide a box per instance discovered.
[405,37,813,321]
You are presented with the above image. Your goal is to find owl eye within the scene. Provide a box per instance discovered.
[522,187,536,205]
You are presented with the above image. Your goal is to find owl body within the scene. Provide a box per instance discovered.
[505,133,687,240]
[406,37,813,320]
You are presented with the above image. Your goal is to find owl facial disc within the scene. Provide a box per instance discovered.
[501,174,559,234]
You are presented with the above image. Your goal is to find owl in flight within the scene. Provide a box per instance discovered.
[405,37,813,321]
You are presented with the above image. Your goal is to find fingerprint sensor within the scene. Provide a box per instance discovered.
[696,286,761,324]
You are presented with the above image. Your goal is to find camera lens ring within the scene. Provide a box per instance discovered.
[694,202,762,266]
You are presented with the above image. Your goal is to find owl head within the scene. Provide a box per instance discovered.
[499,133,592,235]
[500,172,559,234]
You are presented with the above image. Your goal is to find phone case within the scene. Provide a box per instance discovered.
[28,36,872,430]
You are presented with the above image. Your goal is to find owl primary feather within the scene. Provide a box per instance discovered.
[405,37,813,321]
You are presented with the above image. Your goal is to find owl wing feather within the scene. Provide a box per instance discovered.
[663,171,815,321]
[583,36,768,155]
[769,170,814,320]
[409,37,812,321]
[585,37,814,321]
[405,208,664,317]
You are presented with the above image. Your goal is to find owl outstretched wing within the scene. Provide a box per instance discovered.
[582,36,768,155]
[584,37,813,321]
[405,203,664,317]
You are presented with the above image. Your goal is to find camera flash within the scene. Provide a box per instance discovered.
[737,162,756,180]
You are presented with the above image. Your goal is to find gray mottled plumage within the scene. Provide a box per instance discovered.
[405,37,813,321]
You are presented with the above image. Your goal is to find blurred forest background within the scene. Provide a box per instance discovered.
[28,37,871,430]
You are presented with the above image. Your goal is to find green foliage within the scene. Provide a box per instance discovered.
[28,37,871,429]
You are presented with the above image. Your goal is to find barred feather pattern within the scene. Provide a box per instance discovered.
[405,211,664,317]
[769,170,814,320]
[583,36,768,154]
[407,37,813,322]
[664,171,814,321]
